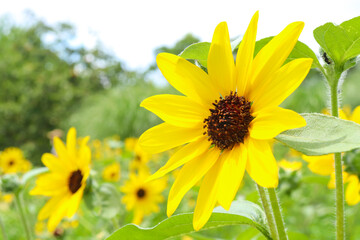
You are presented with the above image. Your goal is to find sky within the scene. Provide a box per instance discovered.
[1,0,359,71]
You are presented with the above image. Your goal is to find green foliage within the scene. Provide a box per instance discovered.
[179,42,210,68]
[0,17,138,163]
[106,200,271,240]
[276,113,360,155]
[253,37,322,70]
[314,16,360,70]
[63,84,172,140]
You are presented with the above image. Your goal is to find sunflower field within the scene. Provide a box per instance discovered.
[2,10,360,240]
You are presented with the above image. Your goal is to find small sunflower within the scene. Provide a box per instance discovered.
[30,127,91,232]
[138,12,312,230]
[0,147,31,174]
[278,159,302,172]
[102,162,121,182]
[121,170,167,225]
[130,145,151,172]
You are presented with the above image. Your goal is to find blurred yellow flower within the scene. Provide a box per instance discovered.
[125,137,138,152]
[139,12,311,230]
[344,174,360,205]
[30,127,91,232]
[0,192,13,203]
[35,221,46,235]
[102,163,121,182]
[130,145,151,171]
[278,159,302,171]
[0,147,31,174]
[121,170,167,225]
[302,154,334,176]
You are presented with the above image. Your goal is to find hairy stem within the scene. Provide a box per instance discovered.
[14,193,32,240]
[330,80,345,240]
[267,188,287,240]
[257,184,278,240]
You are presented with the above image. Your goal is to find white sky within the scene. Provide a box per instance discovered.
[1,0,360,71]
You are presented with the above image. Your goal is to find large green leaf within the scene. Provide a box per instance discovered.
[275,113,360,156]
[106,200,271,240]
[313,16,360,67]
[179,42,210,68]
[253,37,321,70]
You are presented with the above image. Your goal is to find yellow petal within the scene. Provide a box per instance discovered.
[236,11,258,96]
[66,186,84,218]
[41,153,67,173]
[345,175,360,206]
[250,22,304,88]
[156,53,218,105]
[53,137,75,171]
[193,155,224,231]
[246,139,278,188]
[66,127,77,157]
[47,197,71,232]
[167,148,221,217]
[30,173,68,196]
[208,22,235,97]
[350,105,360,124]
[217,144,247,210]
[302,154,334,176]
[251,58,312,111]
[139,123,203,154]
[250,107,306,140]
[147,136,211,182]
[38,196,65,221]
[132,209,144,225]
[140,94,208,128]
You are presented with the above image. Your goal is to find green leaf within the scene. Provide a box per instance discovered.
[179,42,211,68]
[106,200,271,240]
[275,113,360,156]
[254,37,322,70]
[314,16,360,67]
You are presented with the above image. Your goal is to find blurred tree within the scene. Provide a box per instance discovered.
[0,15,140,164]
[146,33,200,72]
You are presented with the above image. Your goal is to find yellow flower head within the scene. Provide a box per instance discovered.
[0,147,31,174]
[30,127,91,232]
[130,145,151,171]
[302,154,335,176]
[278,159,302,172]
[344,174,360,206]
[121,170,167,225]
[138,12,312,230]
[102,162,121,182]
[125,137,138,152]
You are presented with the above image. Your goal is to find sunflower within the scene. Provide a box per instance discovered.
[30,127,91,232]
[138,12,312,230]
[278,159,302,172]
[0,147,31,174]
[121,170,167,225]
[102,162,121,182]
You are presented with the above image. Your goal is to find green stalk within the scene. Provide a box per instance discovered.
[330,77,345,240]
[267,188,287,240]
[0,214,8,240]
[257,184,278,240]
[14,193,32,240]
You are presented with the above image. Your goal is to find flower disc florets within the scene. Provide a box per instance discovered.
[69,170,83,194]
[136,188,146,199]
[203,91,253,150]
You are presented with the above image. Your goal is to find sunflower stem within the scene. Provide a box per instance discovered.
[330,72,345,240]
[257,184,278,240]
[267,188,287,240]
[0,214,8,240]
[14,192,32,240]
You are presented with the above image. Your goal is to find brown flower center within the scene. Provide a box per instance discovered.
[68,170,83,194]
[8,159,15,166]
[136,188,146,199]
[203,91,253,150]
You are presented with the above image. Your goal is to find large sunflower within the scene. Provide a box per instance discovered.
[30,127,91,232]
[139,11,312,230]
